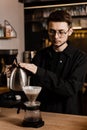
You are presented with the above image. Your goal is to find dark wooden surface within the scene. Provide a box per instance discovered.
[1,108,87,130]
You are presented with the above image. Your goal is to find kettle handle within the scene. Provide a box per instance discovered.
[13,58,20,67]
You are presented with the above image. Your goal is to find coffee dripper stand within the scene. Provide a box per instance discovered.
[22,86,44,128]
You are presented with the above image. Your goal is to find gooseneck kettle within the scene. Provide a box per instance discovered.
[9,59,28,91]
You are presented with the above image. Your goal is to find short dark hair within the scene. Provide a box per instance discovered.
[47,10,72,27]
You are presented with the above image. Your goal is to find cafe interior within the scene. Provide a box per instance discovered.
[0,0,87,130]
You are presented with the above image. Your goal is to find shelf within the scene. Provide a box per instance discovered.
[25,15,87,23]
[0,20,17,39]
[0,37,16,39]
[23,0,87,7]
[72,15,87,18]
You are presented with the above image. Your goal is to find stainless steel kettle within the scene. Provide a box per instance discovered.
[9,63,28,91]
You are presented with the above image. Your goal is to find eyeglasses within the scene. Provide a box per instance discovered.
[48,29,69,37]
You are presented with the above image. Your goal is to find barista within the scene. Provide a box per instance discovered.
[6,10,87,115]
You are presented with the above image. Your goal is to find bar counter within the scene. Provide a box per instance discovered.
[0,108,87,130]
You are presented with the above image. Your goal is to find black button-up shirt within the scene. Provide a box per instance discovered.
[31,44,87,114]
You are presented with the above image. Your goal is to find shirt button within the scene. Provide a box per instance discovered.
[59,60,63,63]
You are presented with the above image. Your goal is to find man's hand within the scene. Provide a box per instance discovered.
[19,63,37,74]
[5,65,13,78]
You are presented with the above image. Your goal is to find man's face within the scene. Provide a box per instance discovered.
[48,21,73,47]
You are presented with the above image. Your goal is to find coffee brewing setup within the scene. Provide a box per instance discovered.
[9,60,44,128]
[22,86,44,127]
[0,50,44,128]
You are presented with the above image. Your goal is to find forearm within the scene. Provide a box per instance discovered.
[32,67,84,97]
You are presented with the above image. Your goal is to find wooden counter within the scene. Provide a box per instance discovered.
[0,108,87,130]
[0,87,10,94]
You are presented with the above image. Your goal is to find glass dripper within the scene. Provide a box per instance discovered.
[22,86,42,106]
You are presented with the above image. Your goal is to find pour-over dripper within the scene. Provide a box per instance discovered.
[22,86,41,106]
[22,86,44,128]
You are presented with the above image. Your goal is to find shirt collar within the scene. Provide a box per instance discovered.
[49,44,76,58]
[63,44,76,58]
